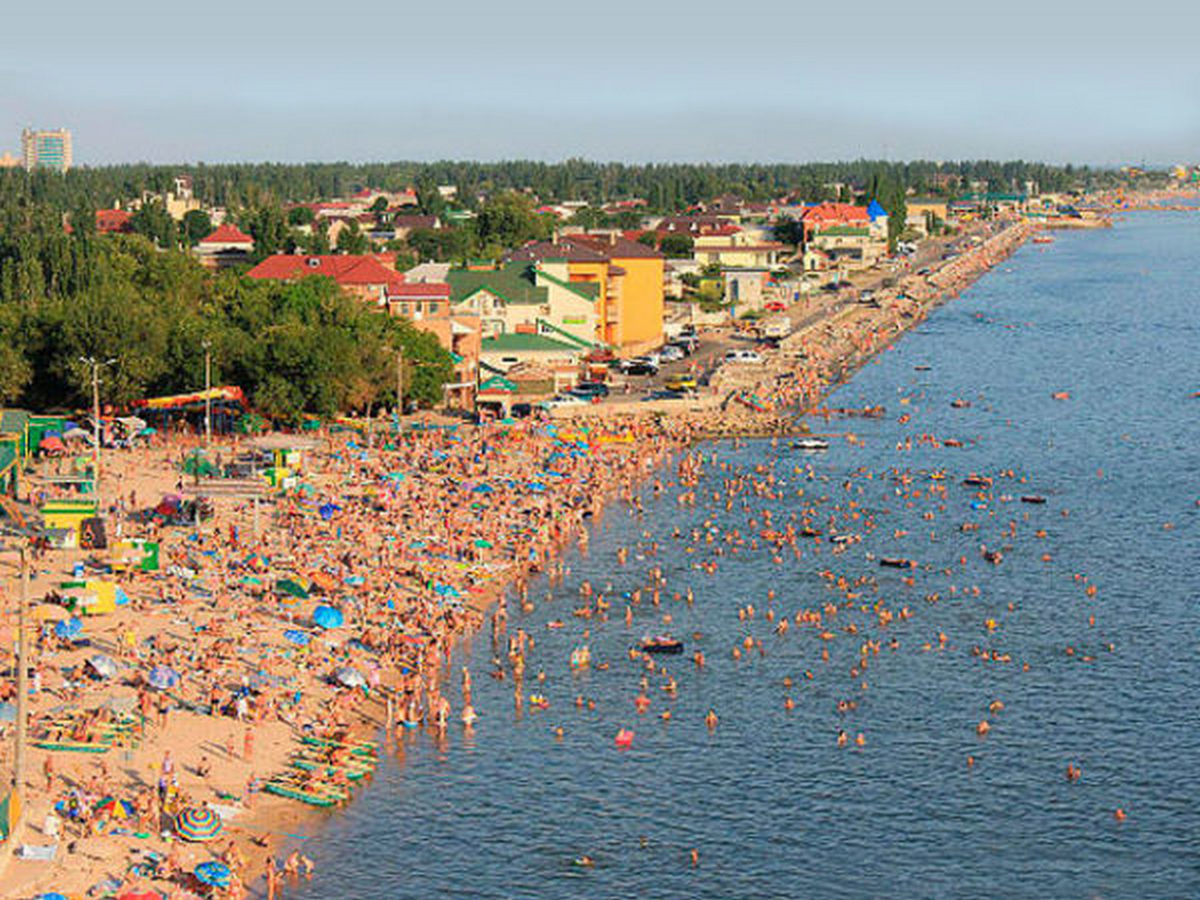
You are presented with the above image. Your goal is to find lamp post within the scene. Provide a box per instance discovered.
[13,541,27,802]
[202,339,212,448]
[79,356,116,501]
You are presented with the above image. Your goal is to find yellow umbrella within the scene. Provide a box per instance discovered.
[31,603,70,622]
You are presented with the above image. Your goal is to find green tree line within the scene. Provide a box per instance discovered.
[0,158,1126,218]
[0,201,451,423]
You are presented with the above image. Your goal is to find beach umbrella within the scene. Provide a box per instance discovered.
[54,617,83,640]
[283,629,310,646]
[39,435,65,455]
[86,653,118,679]
[116,890,162,900]
[275,579,310,600]
[194,860,231,887]
[334,666,367,689]
[146,665,180,691]
[312,605,344,629]
[318,502,341,520]
[35,894,68,900]
[95,796,134,819]
[32,603,70,622]
[63,426,89,441]
[175,806,223,842]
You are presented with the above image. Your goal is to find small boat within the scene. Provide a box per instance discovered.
[879,558,915,569]
[962,475,993,488]
[289,759,371,781]
[982,549,1004,564]
[950,399,972,409]
[790,438,829,452]
[1020,495,1047,504]
[263,781,339,807]
[830,534,859,545]
[1032,235,1055,244]
[300,735,378,757]
[639,636,684,655]
[914,365,932,371]
[800,527,822,538]
[33,740,111,754]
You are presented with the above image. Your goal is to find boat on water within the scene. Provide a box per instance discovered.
[640,635,684,654]
[790,438,830,452]
[1033,235,1055,244]
[1020,495,1047,504]
[962,475,993,488]
[879,558,916,569]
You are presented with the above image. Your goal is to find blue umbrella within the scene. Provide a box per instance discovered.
[86,653,118,679]
[312,605,344,629]
[194,860,231,887]
[54,617,83,640]
[146,665,180,691]
[36,894,68,900]
[283,629,310,646]
[318,502,341,520]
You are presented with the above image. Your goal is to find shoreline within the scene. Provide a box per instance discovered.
[0,211,1070,899]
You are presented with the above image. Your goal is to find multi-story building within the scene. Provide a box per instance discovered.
[21,128,72,172]
[506,234,664,353]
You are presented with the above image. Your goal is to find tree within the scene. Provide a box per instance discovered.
[370,196,389,215]
[472,192,552,253]
[773,220,804,248]
[287,205,315,226]
[659,233,694,257]
[408,227,469,263]
[335,220,369,255]
[181,209,213,246]
[244,205,288,258]
[130,200,178,249]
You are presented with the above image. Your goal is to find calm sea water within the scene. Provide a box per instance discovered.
[296,213,1199,899]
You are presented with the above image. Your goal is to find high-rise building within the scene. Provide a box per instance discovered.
[21,128,72,172]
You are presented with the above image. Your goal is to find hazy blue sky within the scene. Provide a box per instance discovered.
[3,1,1197,166]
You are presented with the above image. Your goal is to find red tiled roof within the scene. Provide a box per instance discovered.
[246,254,404,290]
[569,233,663,260]
[800,203,870,225]
[388,282,450,300]
[95,209,133,233]
[200,224,254,245]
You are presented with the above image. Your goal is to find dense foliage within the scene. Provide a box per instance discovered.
[0,202,451,422]
[0,159,1128,217]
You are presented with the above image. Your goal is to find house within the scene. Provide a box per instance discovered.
[949,193,1029,218]
[692,230,785,268]
[385,280,479,410]
[506,235,664,353]
[95,209,133,234]
[807,226,883,272]
[478,332,584,391]
[447,261,599,350]
[246,254,403,305]
[905,199,949,235]
[390,214,440,239]
[799,202,870,238]
[194,224,255,270]
[723,268,772,313]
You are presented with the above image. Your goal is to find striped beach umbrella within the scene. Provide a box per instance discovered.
[175,806,223,842]
[194,860,231,887]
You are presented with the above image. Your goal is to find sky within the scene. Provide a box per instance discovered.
[2,0,1198,167]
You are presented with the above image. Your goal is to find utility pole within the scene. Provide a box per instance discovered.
[203,339,212,448]
[13,542,28,811]
[80,356,115,502]
[395,346,404,424]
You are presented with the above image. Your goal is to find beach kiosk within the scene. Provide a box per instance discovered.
[40,499,101,549]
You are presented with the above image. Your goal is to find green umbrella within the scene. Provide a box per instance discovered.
[473,539,493,548]
[275,579,310,599]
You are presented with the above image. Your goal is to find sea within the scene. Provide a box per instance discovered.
[295,211,1199,899]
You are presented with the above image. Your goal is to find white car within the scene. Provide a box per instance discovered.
[539,394,587,410]
[724,349,765,364]
[658,345,685,363]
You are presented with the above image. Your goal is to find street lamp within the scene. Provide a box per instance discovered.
[202,339,212,447]
[1,526,36,840]
[79,356,116,501]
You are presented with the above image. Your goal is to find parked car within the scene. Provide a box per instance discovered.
[511,402,534,418]
[658,345,685,363]
[724,349,764,364]
[763,300,787,312]
[642,389,685,401]
[619,357,659,376]
[664,374,697,392]
[569,381,610,399]
[669,336,698,354]
[539,394,588,410]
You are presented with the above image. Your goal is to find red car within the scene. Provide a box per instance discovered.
[764,301,787,312]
